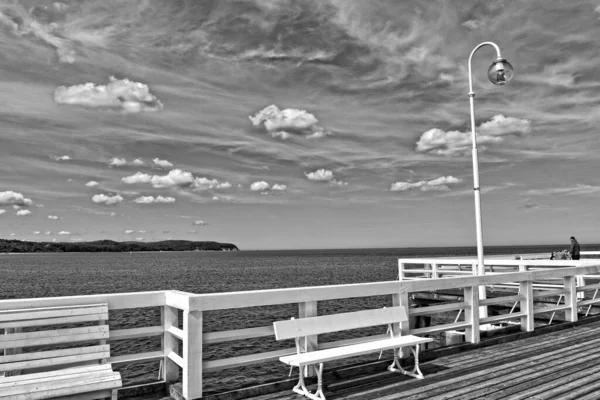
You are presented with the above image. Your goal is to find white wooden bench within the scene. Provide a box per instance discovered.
[273,306,433,400]
[0,304,122,400]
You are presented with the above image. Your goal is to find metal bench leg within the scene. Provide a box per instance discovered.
[292,363,326,400]
[388,345,424,379]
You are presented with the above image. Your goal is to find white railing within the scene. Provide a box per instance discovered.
[3,261,600,399]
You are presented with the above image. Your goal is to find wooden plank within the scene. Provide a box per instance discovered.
[273,307,406,340]
[0,368,116,389]
[0,326,108,349]
[109,351,163,366]
[480,312,526,325]
[318,334,391,350]
[279,335,432,366]
[203,348,296,372]
[533,305,571,314]
[479,294,523,306]
[408,302,467,316]
[4,375,121,399]
[168,326,185,341]
[0,331,109,350]
[0,345,109,364]
[167,351,184,368]
[0,312,108,330]
[411,321,472,336]
[0,304,107,323]
[0,364,113,384]
[0,291,165,311]
[0,350,110,372]
[182,310,203,399]
[109,326,163,341]
[190,281,400,311]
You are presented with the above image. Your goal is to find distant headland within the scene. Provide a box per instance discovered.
[0,239,239,253]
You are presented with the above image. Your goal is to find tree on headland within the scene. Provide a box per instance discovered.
[0,239,239,253]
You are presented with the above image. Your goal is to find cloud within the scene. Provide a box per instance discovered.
[192,177,231,190]
[306,169,335,181]
[33,231,40,234]
[249,105,330,139]
[109,157,127,167]
[150,169,194,188]
[47,215,59,220]
[250,181,270,191]
[134,195,176,204]
[125,229,134,234]
[0,191,33,206]
[54,76,163,113]
[122,172,152,184]
[462,20,482,30]
[193,220,207,226]
[16,209,31,216]
[13,205,20,210]
[109,212,116,217]
[92,194,124,205]
[330,179,348,187]
[0,209,5,215]
[526,184,600,196]
[136,237,144,241]
[153,158,173,168]
[58,231,70,235]
[9,233,15,237]
[35,204,44,208]
[44,231,52,235]
[53,155,71,161]
[416,115,532,156]
[272,184,287,191]
[391,176,462,192]
[132,158,145,165]
[85,181,99,187]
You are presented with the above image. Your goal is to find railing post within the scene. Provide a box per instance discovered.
[431,263,439,279]
[183,309,203,400]
[519,279,534,332]
[298,301,318,376]
[564,276,578,322]
[396,283,411,358]
[464,286,480,344]
[398,261,405,280]
[162,305,180,384]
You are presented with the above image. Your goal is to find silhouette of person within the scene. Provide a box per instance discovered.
[569,236,580,260]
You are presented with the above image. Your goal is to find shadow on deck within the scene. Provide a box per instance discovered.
[175,315,600,400]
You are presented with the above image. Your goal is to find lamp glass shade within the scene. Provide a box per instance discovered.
[487,59,513,85]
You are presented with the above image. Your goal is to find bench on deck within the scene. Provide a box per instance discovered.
[0,304,122,400]
[273,306,433,400]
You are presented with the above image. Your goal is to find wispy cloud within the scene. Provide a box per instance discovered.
[16,209,31,216]
[153,158,173,168]
[526,185,600,196]
[391,176,462,192]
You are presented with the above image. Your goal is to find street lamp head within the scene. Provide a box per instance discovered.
[487,58,513,86]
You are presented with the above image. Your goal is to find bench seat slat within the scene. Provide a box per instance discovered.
[279,335,433,366]
[0,312,109,330]
[0,305,108,323]
[0,364,113,384]
[1,373,121,397]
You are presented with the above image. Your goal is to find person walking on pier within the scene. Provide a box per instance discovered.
[570,236,580,260]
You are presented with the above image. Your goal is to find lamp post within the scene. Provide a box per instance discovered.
[468,42,513,318]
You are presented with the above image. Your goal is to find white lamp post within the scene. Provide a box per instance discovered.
[467,42,513,317]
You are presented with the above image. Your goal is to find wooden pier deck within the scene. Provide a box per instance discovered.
[233,318,600,400]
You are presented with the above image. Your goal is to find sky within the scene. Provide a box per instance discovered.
[1,0,600,250]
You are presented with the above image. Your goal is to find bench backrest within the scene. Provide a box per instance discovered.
[273,306,407,341]
[0,304,110,374]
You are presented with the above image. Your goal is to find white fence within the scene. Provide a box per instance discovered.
[3,260,600,399]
